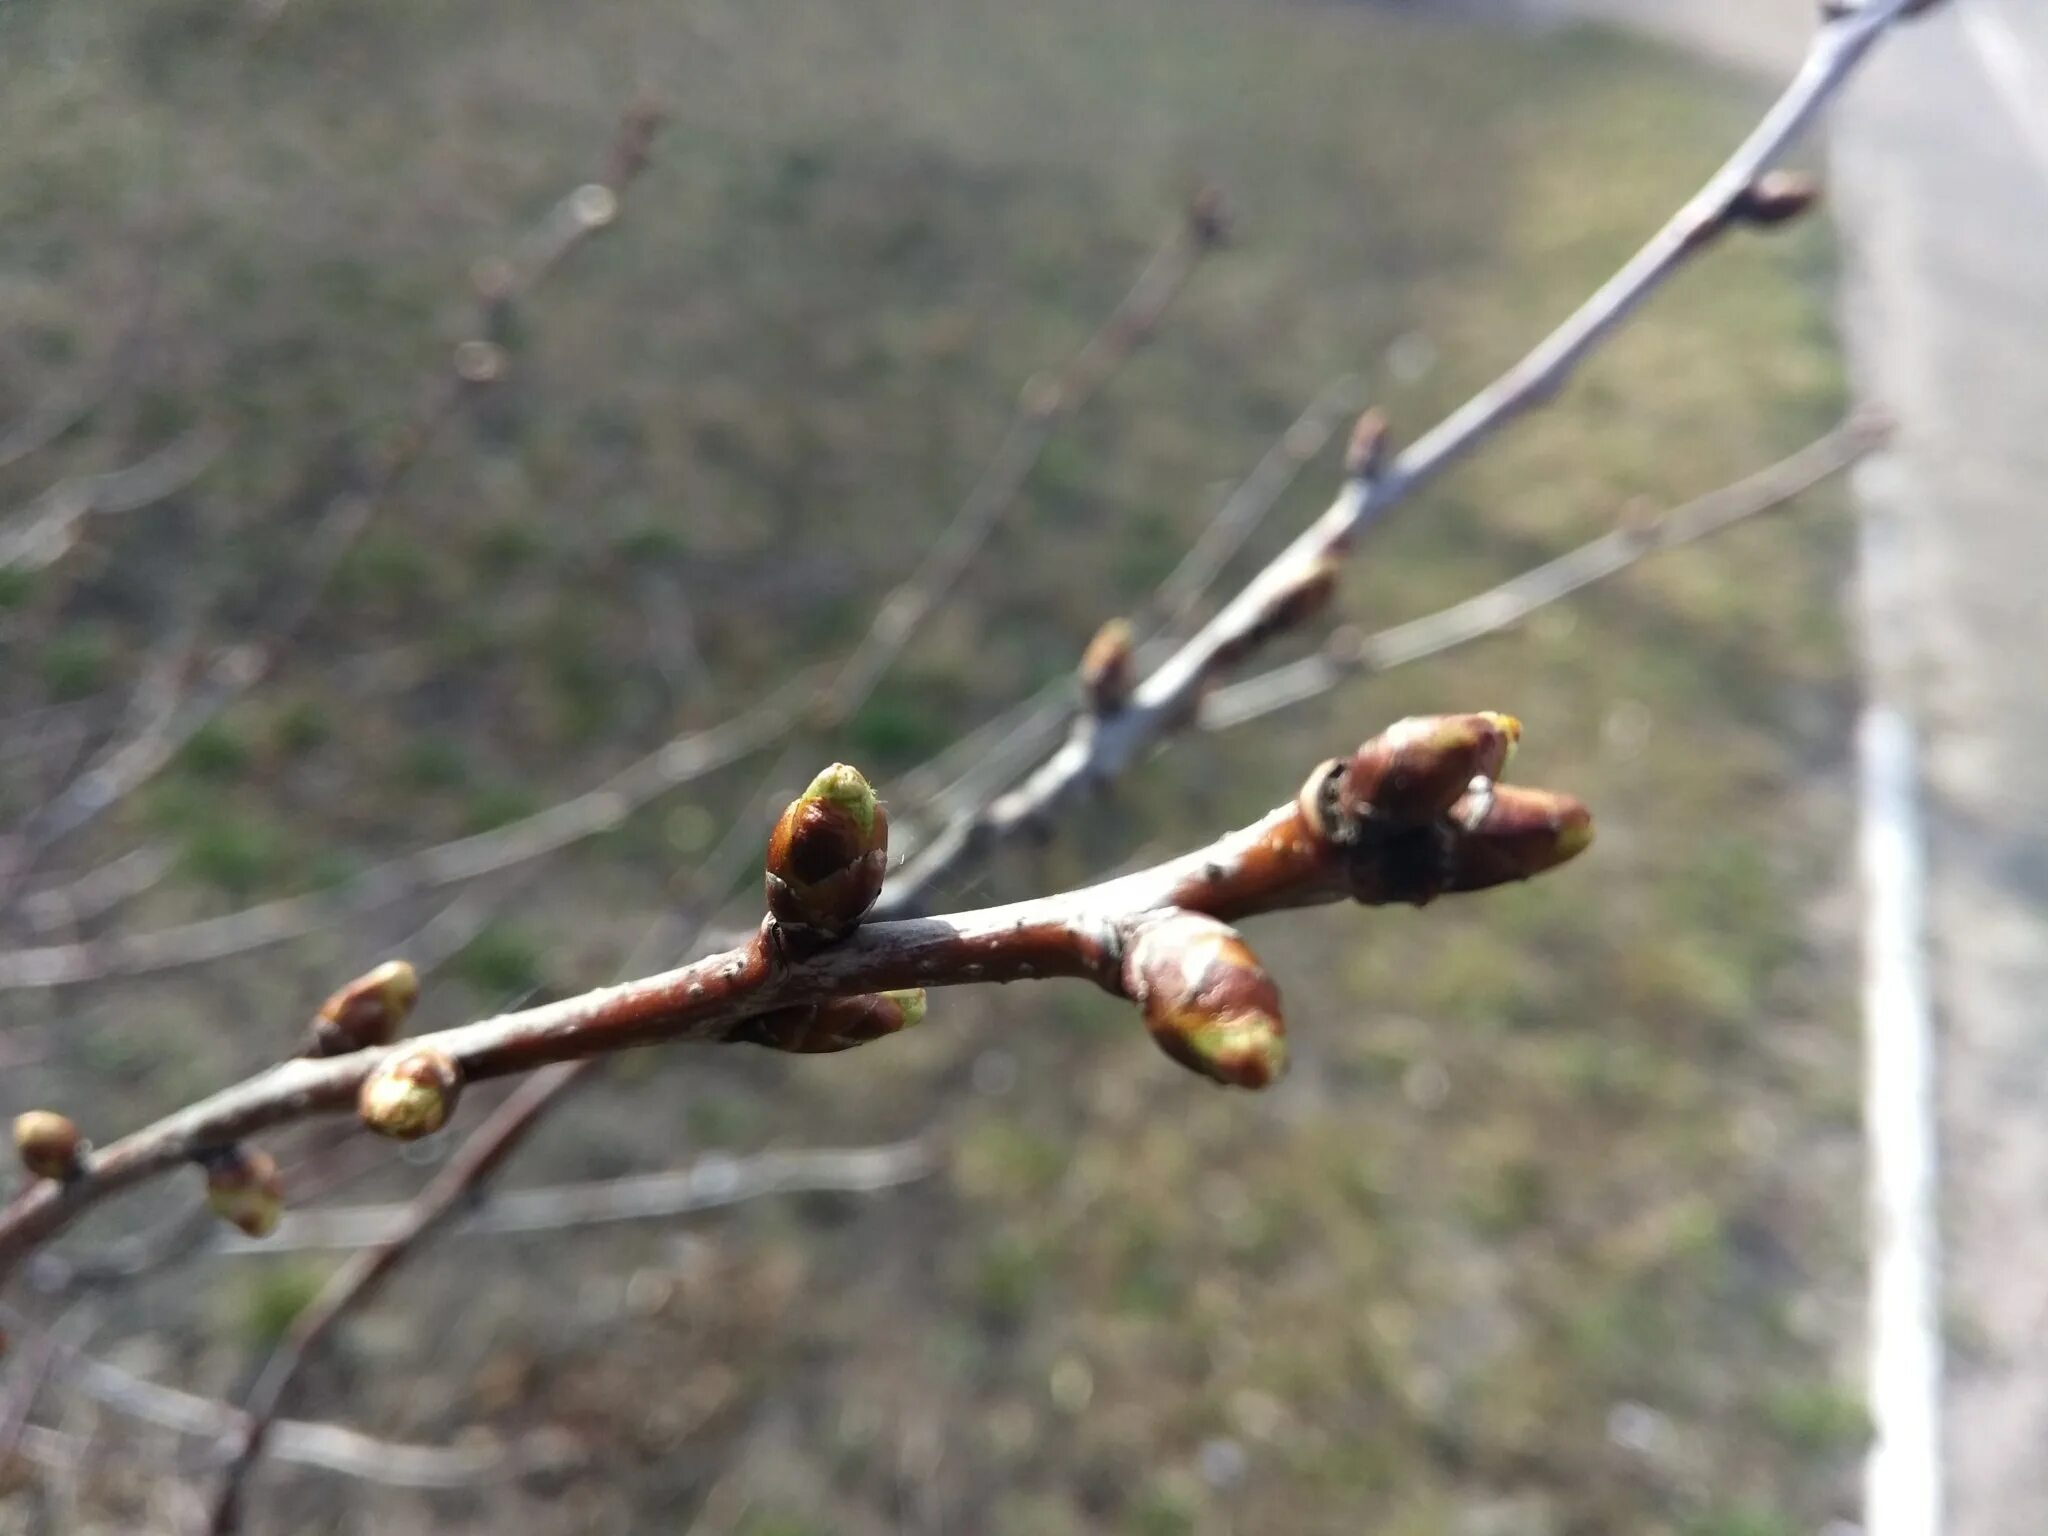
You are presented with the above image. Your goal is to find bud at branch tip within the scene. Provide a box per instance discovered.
[766,763,889,937]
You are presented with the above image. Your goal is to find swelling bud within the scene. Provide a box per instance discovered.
[358,1047,463,1140]
[765,763,889,937]
[1122,911,1287,1089]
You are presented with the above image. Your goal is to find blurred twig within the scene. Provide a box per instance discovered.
[0,104,668,900]
[0,678,803,989]
[0,429,224,575]
[0,1301,529,1490]
[203,1064,578,1531]
[0,262,160,473]
[820,190,1228,717]
[212,1139,934,1254]
[1200,414,1887,730]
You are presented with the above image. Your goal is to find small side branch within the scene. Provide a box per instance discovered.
[1201,414,1886,730]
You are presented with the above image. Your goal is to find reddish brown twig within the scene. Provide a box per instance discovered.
[0,720,1589,1283]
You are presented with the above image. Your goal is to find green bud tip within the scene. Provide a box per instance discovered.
[880,988,927,1029]
[802,762,878,838]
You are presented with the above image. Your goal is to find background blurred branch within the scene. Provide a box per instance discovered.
[1202,414,1887,731]
[0,103,668,899]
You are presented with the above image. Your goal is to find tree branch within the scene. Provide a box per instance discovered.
[210,1139,933,1254]
[875,0,1919,917]
[1201,413,1887,731]
[0,719,1590,1285]
[183,190,1233,1504]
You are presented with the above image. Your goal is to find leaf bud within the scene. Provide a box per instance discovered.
[358,1047,463,1140]
[12,1111,83,1182]
[765,763,890,937]
[201,1144,286,1239]
[1122,912,1287,1089]
[304,959,420,1058]
[727,989,928,1054]
[1338,712,1521,825]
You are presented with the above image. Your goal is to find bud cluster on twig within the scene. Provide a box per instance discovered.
[754,763,933,1055]
[0,723,1590,1274]
[1124,713,1588,1090]
[1301,712,1591,907]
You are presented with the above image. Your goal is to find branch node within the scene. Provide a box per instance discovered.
[1343,408,1389,482]
[1728,170,1822,229]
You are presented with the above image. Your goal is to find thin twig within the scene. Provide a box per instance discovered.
[0,1303,533,1489]
[1150,377,1361,638]
[0,728,1584,1281]
[875,0,1918,917]
[1202,414,1887,730]
[211,1139,934,1253]
[885,381,1355,862]
[0,682,802,989]
[0,429,225,574]
[0,262,160,474]
[631,191,1233,944]
[821,195,1226,717]
[201,1063,583,1530]
[18,844,176,936]
[0,105,667,895]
